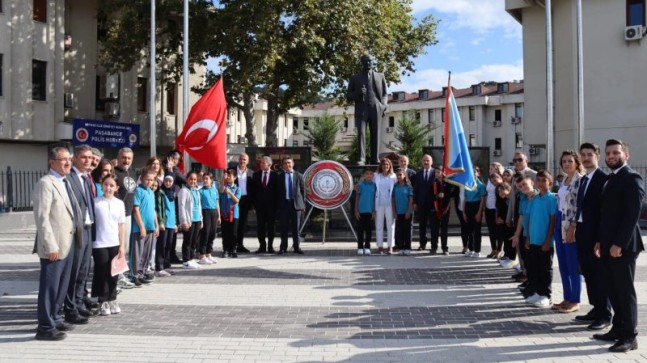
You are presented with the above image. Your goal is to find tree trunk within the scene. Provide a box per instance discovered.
[265,93,279,147]
[242,92,257,146]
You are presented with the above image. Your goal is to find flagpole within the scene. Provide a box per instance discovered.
[149,0,157,157]
[182,0,189,173]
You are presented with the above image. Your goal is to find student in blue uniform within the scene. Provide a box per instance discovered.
[354,168,376,256]
[392,169,414,256]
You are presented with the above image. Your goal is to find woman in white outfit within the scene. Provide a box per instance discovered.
[373,158,396,255]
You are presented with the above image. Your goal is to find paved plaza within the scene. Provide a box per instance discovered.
[1,224,647,362]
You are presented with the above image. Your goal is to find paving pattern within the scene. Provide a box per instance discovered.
[1,227,647,362]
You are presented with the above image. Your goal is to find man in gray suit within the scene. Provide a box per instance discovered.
[278,157,306,255]
[347,54,388,165]
[33,147,81,340]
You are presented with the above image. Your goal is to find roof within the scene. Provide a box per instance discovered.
[386,81,524,103]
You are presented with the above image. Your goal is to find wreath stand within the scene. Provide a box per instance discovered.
[300,202,357,245]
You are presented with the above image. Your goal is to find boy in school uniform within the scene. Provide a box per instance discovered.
[355,168,377,256]
[129,171,159,286]
[511,175,536,297]
[515,171,558,308]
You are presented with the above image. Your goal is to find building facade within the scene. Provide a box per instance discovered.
[506,0,647,165]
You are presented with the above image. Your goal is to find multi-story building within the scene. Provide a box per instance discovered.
[297,82,525,166]
[506,0,647,165]
[0,0,203,172]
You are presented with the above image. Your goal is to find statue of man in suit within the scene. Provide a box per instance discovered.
[347,54,388,165]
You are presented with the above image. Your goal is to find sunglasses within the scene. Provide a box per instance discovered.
[513,158,524,162]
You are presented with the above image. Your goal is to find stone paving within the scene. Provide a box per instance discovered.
[1,227,647,362]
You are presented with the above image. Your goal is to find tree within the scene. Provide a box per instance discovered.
[97,0,438,147]
[305,114,342,161]
[387,111,432,169]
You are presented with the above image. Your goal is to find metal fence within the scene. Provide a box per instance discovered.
[0,167,47,212]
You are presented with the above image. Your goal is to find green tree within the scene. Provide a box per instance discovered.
[98,0,438,147]
[305,114,342,161]
[387,111,432,169]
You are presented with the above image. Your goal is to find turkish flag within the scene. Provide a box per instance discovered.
[175,77,227,170]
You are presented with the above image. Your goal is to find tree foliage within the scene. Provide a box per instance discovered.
[387,111,433,169]
[97,0,438,147]
[305,114,343,161]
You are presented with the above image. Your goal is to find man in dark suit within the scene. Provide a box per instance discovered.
[33,147,81,340]
[346,54,388,165]
[231,153,254,253]
[593,139,644,352]
[64,144,96,325]
[250,156,279,254]
[277,157,306,254]
[413,154,435,251]
[568,143,611,330]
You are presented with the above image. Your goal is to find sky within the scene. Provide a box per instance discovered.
[206,0,523,94]
[395,0,523,92]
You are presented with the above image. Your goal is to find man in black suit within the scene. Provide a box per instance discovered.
[593,139,644,352]
[413,154,435,251]
[64,144,95,325]
[568,143,611,330]
[346,54,388,165]
[277,157,306,254]
[251,156,279,254]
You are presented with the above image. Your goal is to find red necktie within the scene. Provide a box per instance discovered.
[87,174,97,198]
[262,172,268,188]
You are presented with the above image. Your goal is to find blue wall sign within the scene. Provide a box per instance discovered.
[72,119,140,149]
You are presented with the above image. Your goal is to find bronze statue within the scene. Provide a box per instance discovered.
[346,54,388,165]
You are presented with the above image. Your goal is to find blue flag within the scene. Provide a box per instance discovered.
[443,75,476,191]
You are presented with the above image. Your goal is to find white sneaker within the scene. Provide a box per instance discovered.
[533,296,551,308]
[198,257,212,265]
[471,252,481,258]
[117,277,135,289]
[206,256,217,264]
[108,301,121,314]
[357,249,364,256]
[464,251,473,257]
[100,302,111,316]
[363,248,371,255]
[404,250,411,256]
[183,261,200,269]
[525,293,541,304]
[154,270,172,277]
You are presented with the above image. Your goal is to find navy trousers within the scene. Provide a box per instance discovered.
[37,251,74,332]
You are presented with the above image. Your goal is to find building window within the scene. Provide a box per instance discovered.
[166,83,176,115]
[284,138,288,147]
[497,83,509,93]
[515,103,523,118]
[429,136,434,146]
[468,106,475,121]
[388,116,395,127]
[469,134,476,147]
[494,109,502,121]
[303,118,309,130]
[303,140,310,146]
[495,137,502,151]
[428,109,434,123]
[419,90,428,100]
[441,87,447,97]
[33,0,46,22]
[441,108,445,122]
[343,117,349,128]
[32,60,47,101]
[284,117,288,128]
[415,111,420,121]
[472,84,481,95]
[137,77,147,112]
[0,54,3,97]
[515,133,523,149]
[227,134,230,143]
[627,0,646,26]
[441,136,445,146]
[293,140,298,146]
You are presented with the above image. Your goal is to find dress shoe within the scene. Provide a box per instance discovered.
[609,338,638,353]
[593,331,621,341]
[255,249,267,254]
[558,302,580,314]
[294,249,304,255]
[77,308,94,318]
[55,322,75,332]
[237,247,250,253]
[83,297,100,310]
[231,252,238,258]
[268,248,276,254]
[429,249,437,255]
[221,251,228,258]
[587,319,611,331]
[65,315,89,325]
[575,311,597,322]
[277,250,286,255]
[35,329,66,341]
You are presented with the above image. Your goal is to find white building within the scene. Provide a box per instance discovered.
[0,0,203,171]
[506,0,647,165]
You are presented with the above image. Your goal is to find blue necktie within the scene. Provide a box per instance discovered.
[64,179,81,228]
[575,175,588,221]
[288,173,293,199]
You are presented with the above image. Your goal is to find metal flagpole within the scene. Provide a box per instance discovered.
[149,0,156,157]
[182,0,189,171]
[576,0,584,147]
[545,0,554,172]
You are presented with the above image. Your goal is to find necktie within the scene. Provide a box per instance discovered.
[82,175,95,223]
[603,172,614,193]
[425,170,428,182]
[575,175,588,221]
[288,173,293,199]
[64,179,81,228]
[87,174,97,198]
[263,172,267,188]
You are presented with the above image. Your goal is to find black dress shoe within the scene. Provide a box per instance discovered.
[65,315,89,325]
[55,322,75,332]
[255,249,267,254]
[587,319,611,331]
[83,297,100,310]
[574,311,596,322]
[77,308,94,318]
[609,338,638,352]
[35,329,66,341]
[593,331,621,341]
[276,250,285,255]
[268,248,276,254]
[231,252,238,258]
[429,250,437,255]
[221,251,228,258]
[237,247,250,253]
[294,249,304,255]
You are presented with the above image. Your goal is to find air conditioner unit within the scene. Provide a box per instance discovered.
[493,150,502,156]
[511,116,522,124]
[386,127,394,133]
[340,127,347,133]
[493,120,501,127]
[625,25,644,41]
[529,147,539,156]
[64,93,74,109]
[105,102,120,117]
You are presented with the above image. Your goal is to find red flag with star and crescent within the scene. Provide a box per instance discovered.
[175,77,227,170]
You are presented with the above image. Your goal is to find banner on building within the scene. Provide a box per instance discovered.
[72,118,140,149]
